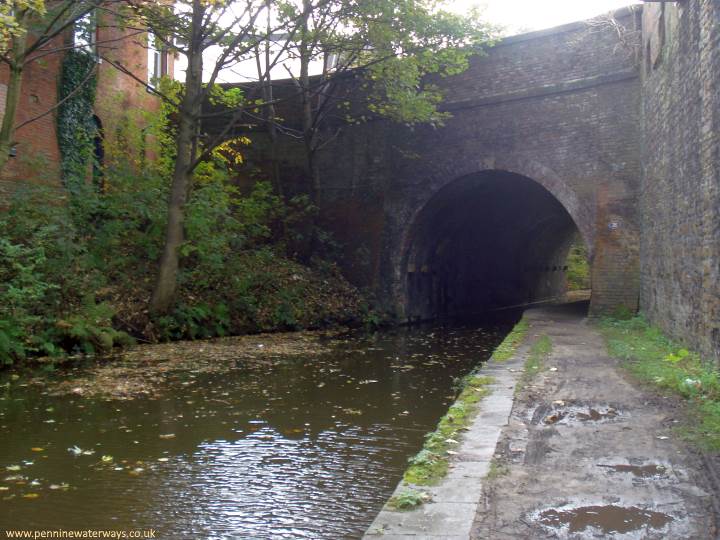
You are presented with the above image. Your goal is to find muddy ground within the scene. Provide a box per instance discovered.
[471,303,718,539]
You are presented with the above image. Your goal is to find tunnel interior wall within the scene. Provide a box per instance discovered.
[640,1,720,362]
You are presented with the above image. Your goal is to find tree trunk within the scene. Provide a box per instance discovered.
[149,2,204,315]
[0,38,27,173]
[299,0,320,203]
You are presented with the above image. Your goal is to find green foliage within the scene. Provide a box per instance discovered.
[610,305,634,320]
[387,489,430,511]
[0,1,46,55]
[599,316,720,450]
[0,190,132,364]
[492,318,530,361]
[57,49,97,191]
[565,238,590,291]
[156,303,231,341]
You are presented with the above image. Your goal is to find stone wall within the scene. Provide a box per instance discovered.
[640,1,720,362]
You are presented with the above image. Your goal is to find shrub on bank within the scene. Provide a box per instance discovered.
[0,178,365,366]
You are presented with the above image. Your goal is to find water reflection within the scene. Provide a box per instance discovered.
[0,321,509,538]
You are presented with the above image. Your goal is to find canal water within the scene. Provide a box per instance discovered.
[0,321,510,538]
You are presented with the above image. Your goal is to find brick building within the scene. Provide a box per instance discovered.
[0,3,174,194]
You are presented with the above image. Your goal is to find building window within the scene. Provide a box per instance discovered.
[73,11,97,55]
[147,32,167,88]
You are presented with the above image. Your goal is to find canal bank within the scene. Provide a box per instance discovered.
[366,302,718,539]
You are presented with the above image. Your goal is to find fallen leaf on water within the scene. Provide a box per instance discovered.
[4,475,24,482]
[101,455,113,463]
[0,486,9,491]
[68,446,94,456]
[157,458,169,462]
[30,448,44,452]
[22,493,40,499]
[5,465,21,472]
[159,434,175,439]
[48,483,69,490]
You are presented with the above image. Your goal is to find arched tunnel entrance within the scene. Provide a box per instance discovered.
[404,171,590,321]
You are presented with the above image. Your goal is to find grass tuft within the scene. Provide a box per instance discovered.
[599,316,720,450]
[516,334,552,392]
[492,318,530,362]
[486,457,510,480]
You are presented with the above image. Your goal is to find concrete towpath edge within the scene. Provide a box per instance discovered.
[363,316,535,539]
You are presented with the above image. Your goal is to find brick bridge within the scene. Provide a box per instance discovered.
[211,8,645,321]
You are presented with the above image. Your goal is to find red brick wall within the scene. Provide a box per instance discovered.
[0,34,64,194]
[0,6,173,196]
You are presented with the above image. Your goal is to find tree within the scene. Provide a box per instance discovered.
[129,0,494,315]
[127,0,292,314]
[274,0,495,202]
[0,1,123,172]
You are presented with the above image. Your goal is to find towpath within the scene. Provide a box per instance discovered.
[366,303,718,539]
[472,303,717,539]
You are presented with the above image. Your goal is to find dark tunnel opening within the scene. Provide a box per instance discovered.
[404,171,590,321]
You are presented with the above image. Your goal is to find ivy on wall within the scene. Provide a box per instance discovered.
[57,49,97,192]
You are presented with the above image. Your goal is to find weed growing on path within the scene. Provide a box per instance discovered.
[387,489,431,511]
[493,318,530,361]
[524,334,552,381]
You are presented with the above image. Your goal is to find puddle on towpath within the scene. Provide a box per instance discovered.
[532,401,621,426]
[597,464,668,479]
[537,504,674,535]
[0,320,510,538]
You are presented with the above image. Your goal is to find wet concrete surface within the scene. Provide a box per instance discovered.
[471,303,718,539]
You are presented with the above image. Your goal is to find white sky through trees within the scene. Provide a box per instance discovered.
[176,0,642,83]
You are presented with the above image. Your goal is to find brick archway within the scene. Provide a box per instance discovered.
[394,165,590,320]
